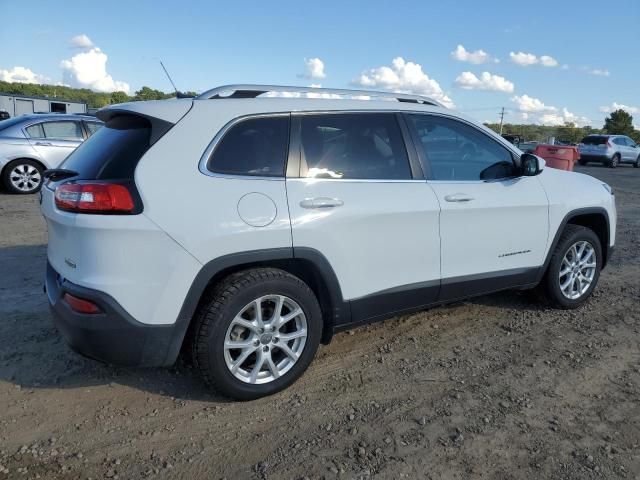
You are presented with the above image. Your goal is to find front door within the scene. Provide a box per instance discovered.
[286,112,441,324]
[405,113,549,300]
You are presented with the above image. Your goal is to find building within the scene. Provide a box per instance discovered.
[0,93,87,117]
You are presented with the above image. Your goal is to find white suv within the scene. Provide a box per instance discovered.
[42,85,616,400]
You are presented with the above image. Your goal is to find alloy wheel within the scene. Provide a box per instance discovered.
[9,164,42,192]
[558,240,597,300]
[223,295,307,384]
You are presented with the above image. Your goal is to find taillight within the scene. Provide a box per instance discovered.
[63,293,101,314]
[55,182,135,214]
[606,140,612,148]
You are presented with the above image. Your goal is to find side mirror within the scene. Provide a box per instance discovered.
[520,153,543,176]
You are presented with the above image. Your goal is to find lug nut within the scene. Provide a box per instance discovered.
[273,337,279,344]
[263,346,269,352]
[253,339,260,347]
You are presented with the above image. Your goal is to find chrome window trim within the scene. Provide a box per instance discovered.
[198,112,290,181]
[286,177,426,184]
[21,119,84,141]
[198,109,522,181]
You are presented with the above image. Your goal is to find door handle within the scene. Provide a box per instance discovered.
[444,193,474,203]
[299,197,344,209]
[35,141,52,146]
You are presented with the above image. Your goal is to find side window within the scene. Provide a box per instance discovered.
[42,121,83,140]
[613,137,624,146]
[408,114,516,181]
[85,122,103,137]
[25,123,45,138]
[299,113,411,180]
[208,116,289,177]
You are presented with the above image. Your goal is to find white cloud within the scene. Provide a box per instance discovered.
[512,94,590,126]
[70,34,94,49]
[599,102,639,114]
[60,46,130,93]
[353,57,454,107]
[539,108,591,127]
[510,51,559,67]
[511,94,556,112]
[299,57,326,79]
[510,51,538,66]
[589,68,610,77]
[0,66,49,84]
[451,45,497,64]
[455,71,514,92]
[539,55,558,67]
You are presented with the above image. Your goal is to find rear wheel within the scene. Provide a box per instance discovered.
[191,268,322,400]
[2,159,44,194]
[578,159,587,166]
[609,154,620,168]
[539,225,601,309]
[634,155,639,168]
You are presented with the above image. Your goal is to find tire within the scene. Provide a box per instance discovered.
[539,225,602,309]
[578,159,587,166]
[609,154,620,168]
[191,268,323,400]
[2,159,44,194]
[634,156,640,168]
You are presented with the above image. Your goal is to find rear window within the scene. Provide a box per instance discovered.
[59,115,151,180]
[581,136,608,145]
[207,116,290,177]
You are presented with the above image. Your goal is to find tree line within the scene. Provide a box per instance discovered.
[487,109,639,144]
[0,80,196,108]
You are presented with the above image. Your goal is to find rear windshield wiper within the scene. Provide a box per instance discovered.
[43,169,79,182]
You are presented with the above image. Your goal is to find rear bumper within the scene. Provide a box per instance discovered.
[45,262,183,367]
[579,153,611,163]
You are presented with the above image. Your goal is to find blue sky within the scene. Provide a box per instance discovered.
[1,0,638,127]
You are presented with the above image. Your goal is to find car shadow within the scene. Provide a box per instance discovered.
[0,244,231,403]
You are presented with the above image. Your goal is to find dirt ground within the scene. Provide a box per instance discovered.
[0,165,638,480]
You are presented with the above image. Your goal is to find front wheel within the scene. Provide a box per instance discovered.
[2,159,44,194]
[634,156,639,168]
[191,268,323,400]
[539,225,601,309]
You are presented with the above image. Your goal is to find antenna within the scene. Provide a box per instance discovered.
[159,60,179,95]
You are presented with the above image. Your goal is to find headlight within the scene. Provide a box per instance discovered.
[602,183,613,195]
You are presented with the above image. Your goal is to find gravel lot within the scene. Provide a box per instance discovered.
[0,165,638,479]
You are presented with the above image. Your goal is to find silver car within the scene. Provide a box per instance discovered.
[0,114,103,193]
[578,134,640,168]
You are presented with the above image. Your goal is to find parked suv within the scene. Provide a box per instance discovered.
[578,134,640,168]
[42,85,616,400]
[0,114,103,193]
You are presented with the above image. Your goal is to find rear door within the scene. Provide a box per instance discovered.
[405,113,549,300]
[25,120,84,167]
[286,112,441,322]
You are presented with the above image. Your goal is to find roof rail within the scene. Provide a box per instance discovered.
[195,84,445,107]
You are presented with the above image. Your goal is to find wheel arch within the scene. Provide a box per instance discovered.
[167,248,348,365]
[540,207,611,282]
[1,157,47,177]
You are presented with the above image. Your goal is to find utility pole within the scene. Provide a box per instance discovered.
[499,107,505,134]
